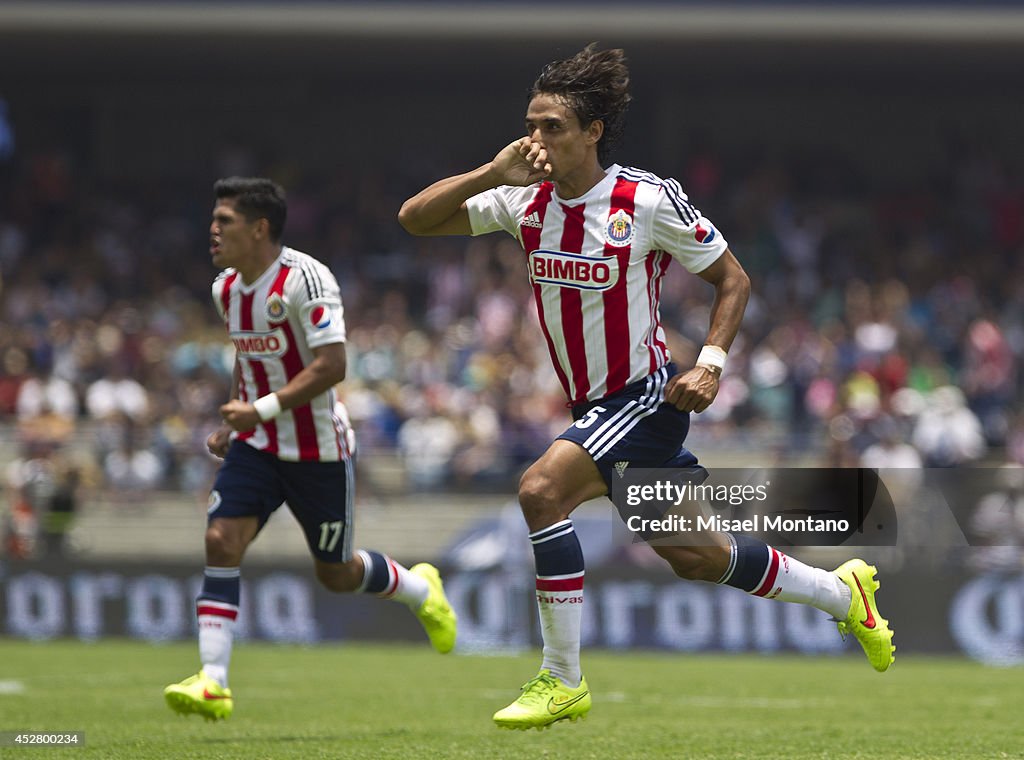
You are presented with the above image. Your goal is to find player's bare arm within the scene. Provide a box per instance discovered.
[398,137,551,237]
[219,342,347,433]
[665,249,750,413]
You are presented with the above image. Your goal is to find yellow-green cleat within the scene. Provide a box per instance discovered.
[833,559,896,672]
[493,670,591,730]
[163,670,233,721]
[410,563,457,654]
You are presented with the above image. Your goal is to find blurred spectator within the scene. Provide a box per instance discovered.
[85,362,149,422]
[961,318,1015,444]
[912,386,987,467]
[3,495,38,559]
[4,441,56,559]
[966,464,1024,573]
[101,420,164,492]
[397,388,460,491]
[15,368,78,421]
[40,462,80,557]
[861,416,924,472]
[0,346,29,414]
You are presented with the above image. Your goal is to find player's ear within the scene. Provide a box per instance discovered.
[253,217,270,240]
[586,119,604,146]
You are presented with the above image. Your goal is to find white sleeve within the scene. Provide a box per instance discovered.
[289,264,346,349]
[465,186,518,236]
[650,183,728,274]
[211,272,231,323]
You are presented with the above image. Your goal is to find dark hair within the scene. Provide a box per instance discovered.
[531,44,631,163]
[214,177,287,242]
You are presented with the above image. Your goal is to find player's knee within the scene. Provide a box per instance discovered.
[315,560,361,593]
[204,524,247,566]
[517,471,564,527]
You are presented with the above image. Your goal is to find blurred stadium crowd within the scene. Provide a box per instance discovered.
[0,132,1021,558]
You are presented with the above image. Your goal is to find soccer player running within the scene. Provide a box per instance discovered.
[399,45,894,730]
[165,178,456,721]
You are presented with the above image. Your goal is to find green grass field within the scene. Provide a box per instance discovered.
[0,640,1021,759]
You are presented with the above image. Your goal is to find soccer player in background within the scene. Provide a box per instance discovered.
[164,178,456,721]
[399,44,894,730]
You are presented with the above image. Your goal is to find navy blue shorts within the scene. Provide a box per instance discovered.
[556,364,707,492]
[208,441,354,562]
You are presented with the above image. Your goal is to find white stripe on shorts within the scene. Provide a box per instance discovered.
[342,456,355,562]
[586,368,669,460]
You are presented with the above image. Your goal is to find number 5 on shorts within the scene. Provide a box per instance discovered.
[318,520,343,552]
[573,405,607,429]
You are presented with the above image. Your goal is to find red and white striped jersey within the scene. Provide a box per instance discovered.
[466,164,728,404]
[212,246,351,462]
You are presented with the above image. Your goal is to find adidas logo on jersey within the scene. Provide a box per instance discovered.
[522,211,543,229]
[614,461,630,478]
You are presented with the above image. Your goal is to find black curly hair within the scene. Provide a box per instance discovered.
[530,43,632,163]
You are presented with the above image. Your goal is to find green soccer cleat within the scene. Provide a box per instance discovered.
[164,670,234,721]
[493,670,591,730]
[410,563,457,654]
[833,559,896,672]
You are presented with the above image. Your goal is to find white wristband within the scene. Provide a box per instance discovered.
[696,345,728,374]
[253,393,282,421]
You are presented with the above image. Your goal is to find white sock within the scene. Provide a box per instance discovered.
[197,600,238,688]
[759,549,852,619]
[536,572,585,687]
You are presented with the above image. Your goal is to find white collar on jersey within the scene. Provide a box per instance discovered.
[235,247,287,292]
[550,164,621,205]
